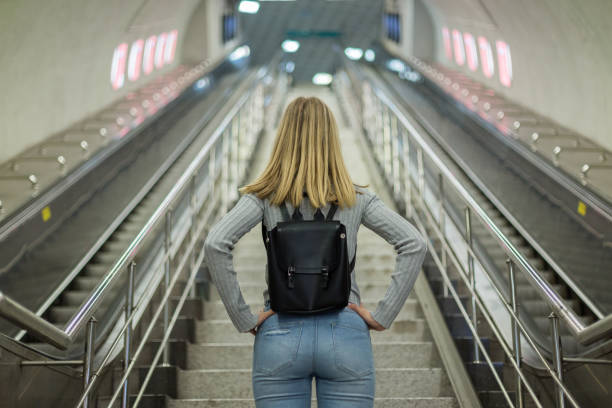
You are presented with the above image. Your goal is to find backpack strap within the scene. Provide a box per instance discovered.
[261,216,267,247]
[349,242,357,272]
[313,208,324,221]
[325,203,338,221]
[280,202,291,221]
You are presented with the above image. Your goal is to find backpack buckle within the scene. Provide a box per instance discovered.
[320,265,329,288]
[287,266,295,289]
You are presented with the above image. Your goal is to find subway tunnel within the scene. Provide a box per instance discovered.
[0,0,611,407]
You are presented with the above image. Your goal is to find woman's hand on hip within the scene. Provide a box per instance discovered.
[347,302,386,331]
[248,308,277,336]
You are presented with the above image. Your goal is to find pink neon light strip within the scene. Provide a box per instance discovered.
[463,33,478,71]
[164,30,178,64]
[128,39,144,81]
[111,43,128,90]
[452,29,465,65]
[143,35,157,75]
[478,36,494,78]
[442,27,452,60]
[155,32,167,68]
[496,40,513,87]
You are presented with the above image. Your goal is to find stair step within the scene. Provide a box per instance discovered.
[166,396,459,407]
[185,341,441,370]
[176,368,455,399]
[202,299,423,320]
[194,318,432,343]
[208,283,417,303]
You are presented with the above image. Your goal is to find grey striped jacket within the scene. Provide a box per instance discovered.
[203,185,428,333]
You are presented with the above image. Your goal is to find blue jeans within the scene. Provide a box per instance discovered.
[252,300,375,407]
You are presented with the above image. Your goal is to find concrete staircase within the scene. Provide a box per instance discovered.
[164,223,459,407]
[147,84,465,407]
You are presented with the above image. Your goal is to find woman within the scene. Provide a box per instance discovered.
[204,96,427,407]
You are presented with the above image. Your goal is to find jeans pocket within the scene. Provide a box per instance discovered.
[342,307,369,332]
[253,321,303,375]
[331,322,374,378]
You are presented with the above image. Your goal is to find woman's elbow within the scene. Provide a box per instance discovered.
[416,234,428,257]
[203,232,220,260]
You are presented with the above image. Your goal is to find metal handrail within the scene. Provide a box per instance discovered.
[0,291,70,349]
[0,56,273,350]
[341,66,582,407]
[370,84,591,338]
[1,48,279,407]
[343,61,612,407]
[360,63,612,346]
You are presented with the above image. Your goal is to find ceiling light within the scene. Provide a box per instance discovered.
[238,1,260,14]
[344,47,363,60]
[364,49,375,62]
[386,59,405,73]
[281,39,300,53]
[229,45,250,61]
[312,72,333,85]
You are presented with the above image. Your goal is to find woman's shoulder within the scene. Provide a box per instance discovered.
[353,184,376,200]
[241,192,265,209]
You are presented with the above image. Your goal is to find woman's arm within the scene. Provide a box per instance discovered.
[203,193,264,333]
[361,191,428,329]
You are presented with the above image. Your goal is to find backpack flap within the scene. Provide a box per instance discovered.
[272,221,343,271]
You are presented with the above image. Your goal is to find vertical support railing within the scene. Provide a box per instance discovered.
[416,147,425,200]
[208,145,216,199]
[464,207,480,362]
[391,116,401,199]
[506,259,524,408]
[162,210,172,366]
[550,313,566,408]
[221,131,230,215]
[439,174,449,298]
[83,317,97,408]
[344,70,587,408]
[230,116,239,202]
[122,261,136,408]
[189,173,198,299]
[402,129,412,219]
[383,107,392,179]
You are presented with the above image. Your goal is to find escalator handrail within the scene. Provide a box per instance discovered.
[0,52,275,350]
[0,291,70,349]
[359,64,612,345]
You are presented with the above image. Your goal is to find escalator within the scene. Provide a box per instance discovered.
[341,45,612,407]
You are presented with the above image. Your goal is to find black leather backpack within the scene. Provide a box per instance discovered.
[261,196,356,314]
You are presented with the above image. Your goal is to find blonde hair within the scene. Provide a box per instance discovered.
[239,96,367,209]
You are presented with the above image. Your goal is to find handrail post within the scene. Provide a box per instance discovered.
[122,261,136,408]
[221,129,230,215]
[162,210,173,366]
[439,174,448,297]
[189,173,198,299]
[417,147,425,202]
[549,312,566,408]
[507,259,524,408]
[402,128,412,219]
[83,317,97,408]
[392,116,400,199]
[465,207,479,362]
